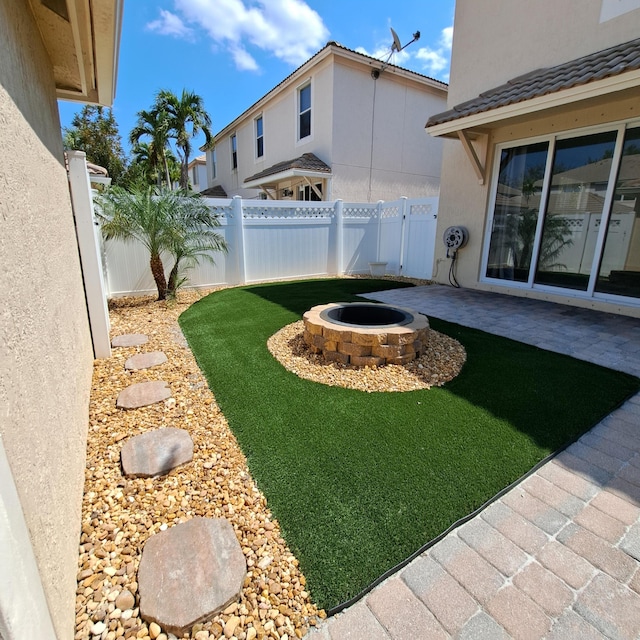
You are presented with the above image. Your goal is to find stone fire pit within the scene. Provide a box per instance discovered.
[302,302,429,367]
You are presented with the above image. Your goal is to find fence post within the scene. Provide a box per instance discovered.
[232,196,246,284]
[335,199,344,275]
[376,200,384,262]
[398,196,408,276]
[67,150,111,359]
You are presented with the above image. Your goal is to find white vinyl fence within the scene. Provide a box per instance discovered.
[101,196,438,297]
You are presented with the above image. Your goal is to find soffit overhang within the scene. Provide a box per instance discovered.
[28,0,123,106]
[426,69,640,139]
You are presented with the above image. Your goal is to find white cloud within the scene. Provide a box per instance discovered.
[415,48,448,74]
[146,9,194,39]
[440,26,453,50]
[149,0,329,71]
[414,25,453,78]
[354,25,452,81]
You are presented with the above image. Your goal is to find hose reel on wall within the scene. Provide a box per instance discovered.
[443,226,468,287]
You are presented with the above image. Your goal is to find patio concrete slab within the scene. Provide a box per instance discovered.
[305,284,640,639]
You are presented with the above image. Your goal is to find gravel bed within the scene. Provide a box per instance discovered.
[75,289,324,640]
[268,322,466,392]
[75,279,465,640]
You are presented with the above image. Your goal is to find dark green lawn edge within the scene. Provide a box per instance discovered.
[179,279,640,610]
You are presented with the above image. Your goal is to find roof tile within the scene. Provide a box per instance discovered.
[427,37,640,128]
[244,153,331,183]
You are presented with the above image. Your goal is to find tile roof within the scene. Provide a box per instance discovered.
[244,153,331,183]
[204,41,447,149]
[200,185,228,198]
[427,37,640,128]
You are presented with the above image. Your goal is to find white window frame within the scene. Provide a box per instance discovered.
[230,133,238,171]
[480,117,640,307]
[297,81,312,143]
[255,115,264,160]
[211,148,217,179]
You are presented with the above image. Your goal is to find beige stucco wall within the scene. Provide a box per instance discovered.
[209,49,446,202]
[433,0,640,317]
[331,60,445,201]
[448,0,640,106]
[0,2,94,637]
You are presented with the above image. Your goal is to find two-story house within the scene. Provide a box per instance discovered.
[427,0,640,318]
[205,41,448,203]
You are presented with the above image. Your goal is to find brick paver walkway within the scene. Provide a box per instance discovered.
[307,285,640,640]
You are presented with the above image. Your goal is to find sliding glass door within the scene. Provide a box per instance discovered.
[484,123,640,303]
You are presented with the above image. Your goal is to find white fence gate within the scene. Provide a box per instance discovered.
[101,196,438,297]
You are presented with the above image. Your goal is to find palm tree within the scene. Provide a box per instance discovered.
[156,89,213,190]
[97,186,227,300]
[129,109,172,187]
[130,142,181,187]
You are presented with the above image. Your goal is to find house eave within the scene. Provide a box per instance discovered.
[204,43,448,151]
[244,168,332,189]
[29,0,123,106]
[426,69,640,138]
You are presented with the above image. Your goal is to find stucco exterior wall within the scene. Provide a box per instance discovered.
[208,49,446,202]
[332,61,445,201]
[433,0,640,317]
[448,0,640,105]
[0,2,94,637]
[210,58,335,199]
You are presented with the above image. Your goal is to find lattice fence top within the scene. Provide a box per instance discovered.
[242,205,335,219]
[381,206,400,219]
[343,206,378,219]
[410,203,433,215]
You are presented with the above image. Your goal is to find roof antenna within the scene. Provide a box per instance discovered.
[372,28,420,78]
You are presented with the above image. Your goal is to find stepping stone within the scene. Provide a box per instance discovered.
[138,517,246,636]
[116,381,171,409]
[120,428,193,477]
[124,351,168,371]
[112,333,148,347]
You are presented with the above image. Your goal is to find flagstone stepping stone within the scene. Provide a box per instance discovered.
[138,517,246,636]
[124,351,168,371]
[111,333,148,347]
[120,428,193,477]
[116,381,171,409]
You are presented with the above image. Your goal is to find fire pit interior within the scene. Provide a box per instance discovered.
[303,302,429,367]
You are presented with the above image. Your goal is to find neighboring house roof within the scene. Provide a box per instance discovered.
[200,185,228,198]
[204,41,447,150]
[427,37,640,134]
[187,154,207,170]
[244,153,331,184]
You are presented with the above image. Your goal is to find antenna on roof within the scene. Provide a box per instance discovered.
[372,28,421,79]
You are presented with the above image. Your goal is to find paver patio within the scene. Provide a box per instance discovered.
[307,284,640,639]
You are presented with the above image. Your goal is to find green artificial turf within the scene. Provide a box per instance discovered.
[179,278,640,611]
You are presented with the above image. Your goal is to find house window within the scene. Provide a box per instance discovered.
[231,134,237,170]
[192,166,198,187]
[256,116,264,158]
[483,123,640,301]
[211,149,217,179]
[299,182,322,201]
[298,84,311,140]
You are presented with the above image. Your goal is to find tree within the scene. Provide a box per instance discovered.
[156,89,213,190]
[63,106,127,185]
[122,142,181,189]
[97,186,227,300]
[129,108,173,187]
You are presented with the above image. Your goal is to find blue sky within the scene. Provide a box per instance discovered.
[58,0,455,156]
